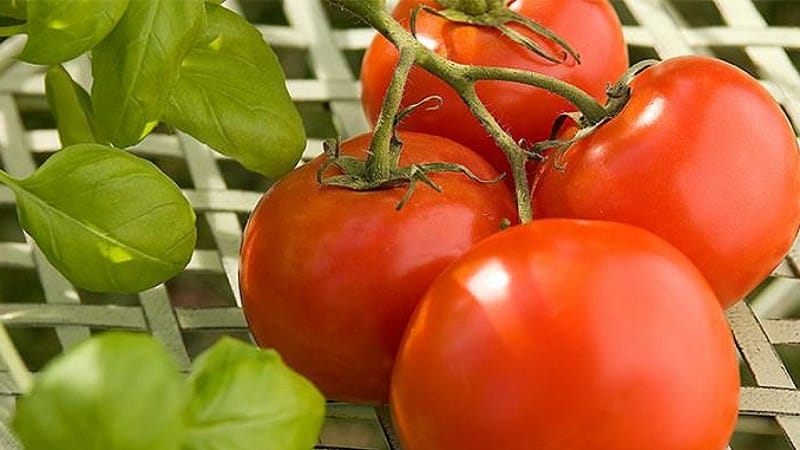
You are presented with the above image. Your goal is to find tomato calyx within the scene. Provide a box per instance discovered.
[317,102,504,210]
[603,59,658,117]
[414,1,580,64]
[532,59,658,168]
[435,0,505,15]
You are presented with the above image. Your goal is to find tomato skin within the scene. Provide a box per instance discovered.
[360,0,628,172]
[391,219,739,450]
[239,132,515,404]
[531,56,800,308]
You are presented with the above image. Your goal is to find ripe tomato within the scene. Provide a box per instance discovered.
[239,131,515,404]
[532,56,800,308]
[391,219,740,450]
[360,0,628,172]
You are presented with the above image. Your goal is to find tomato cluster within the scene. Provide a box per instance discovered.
[240,1,800,449]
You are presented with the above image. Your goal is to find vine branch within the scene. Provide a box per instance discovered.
[330,0,610,222]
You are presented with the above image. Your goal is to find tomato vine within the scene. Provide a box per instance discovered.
[328,0,613,222]
[331,0,800,309]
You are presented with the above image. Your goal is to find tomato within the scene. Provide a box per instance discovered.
[391,219,740,450]
[531,56,800,308]
[239,131,515,404]
[360,0,628,173]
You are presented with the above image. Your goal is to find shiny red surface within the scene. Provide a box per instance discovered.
[392,219,740,450]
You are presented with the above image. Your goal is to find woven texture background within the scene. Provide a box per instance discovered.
[0,0,799,449]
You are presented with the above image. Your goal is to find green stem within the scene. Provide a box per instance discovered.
[458,85,533,222]
[437,0,505,14]
[463,66,605,124]
[0,169,20,190]
[0,23,26,37]
[0,323,33,394]
[439,0,485,14]
[366,46,416,181]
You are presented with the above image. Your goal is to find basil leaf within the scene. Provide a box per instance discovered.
[0,0,25,20]
[92,0,206,148]
[164,4,305,179]
[183,337,325,450]
[45,65,99,146]
[12,332,186,450]
[20,0,130,65]
[7,144,196,293]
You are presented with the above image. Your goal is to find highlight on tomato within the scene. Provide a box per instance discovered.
[360,0,628,172]
[391,219,740,450]
[239,131,515,404]
[531,55,800,308]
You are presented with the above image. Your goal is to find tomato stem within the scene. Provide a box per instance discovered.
[0,323,33,394]
[317,56,502,209]
[461,66,603,121]
[436,0,501,15]
[366,46,416,181]
[457,85,534,222]
[418,1,581,64]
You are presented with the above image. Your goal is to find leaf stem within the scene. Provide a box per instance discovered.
[0,23,26,37]
[329,0,609,222]
[0,169,20,191]
[0,323,33,394]
[365,46,416,181]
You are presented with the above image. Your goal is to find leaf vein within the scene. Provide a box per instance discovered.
[106,2,161,141]
[187,410,310,435]
[199,88,237,152]
[182,74,296,130]
[16,188,186,271]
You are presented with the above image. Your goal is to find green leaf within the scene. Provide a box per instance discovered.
[5,144,196,293]
[20,0,130,65]
[92,0,206,148]
[183,337,325,450]
[0,0,26,20]
[12,332,186,450]
[164,4,305,179]
[45,65,99,146]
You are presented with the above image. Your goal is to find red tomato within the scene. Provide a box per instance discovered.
[239,131,515,404]
[532,56,800,308]
[391,219,740,450]
[360,0,628,172]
